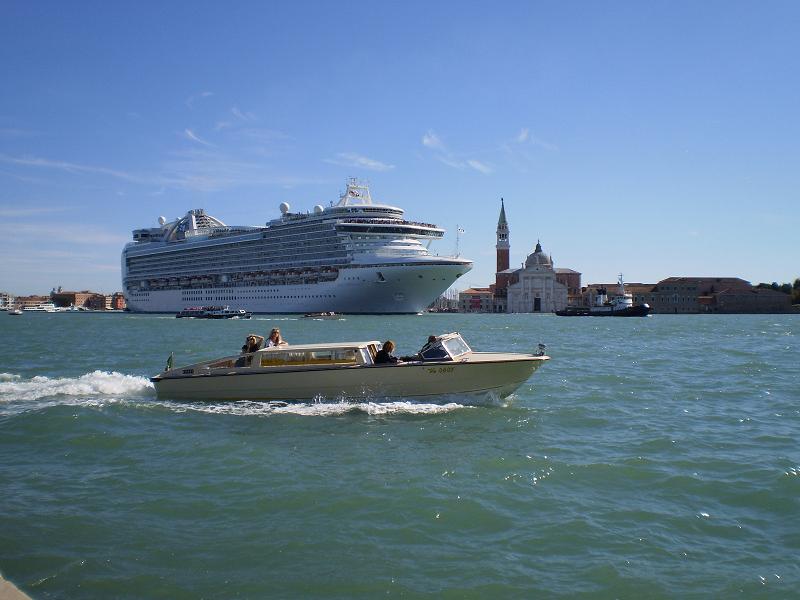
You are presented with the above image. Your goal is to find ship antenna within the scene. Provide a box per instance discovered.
[455,225,465,258]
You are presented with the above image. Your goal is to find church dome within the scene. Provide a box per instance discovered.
[524,241,552,269]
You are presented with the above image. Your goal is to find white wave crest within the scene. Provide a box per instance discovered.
[166,400,471,417]
[0,370,154,402]
[0,373,22,382]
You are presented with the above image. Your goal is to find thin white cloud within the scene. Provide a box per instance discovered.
[0,153,157,185]
[324,152,395,172]
[466,159,493,174]
[421,130,491,175]
[422,131,444,150]
[435,155,466,170]
[514,129,557,151]
[214,120,232,132]
[183,128,214,147]
[185,91,213,109]
[231,106,256,121]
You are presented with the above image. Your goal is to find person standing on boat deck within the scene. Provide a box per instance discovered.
[266,328,288,347]
[375,340,400,364]
[241,334,264,353]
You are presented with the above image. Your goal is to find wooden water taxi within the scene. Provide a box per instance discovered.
[152,333,549,402]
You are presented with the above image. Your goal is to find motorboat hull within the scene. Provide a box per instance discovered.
[152,354,547,402]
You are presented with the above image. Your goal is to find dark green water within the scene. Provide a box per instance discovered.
[1,313,798,598]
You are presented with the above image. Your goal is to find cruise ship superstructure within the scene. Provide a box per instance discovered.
[122,180,472,313]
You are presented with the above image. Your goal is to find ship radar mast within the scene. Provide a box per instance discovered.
[337,178,373,206]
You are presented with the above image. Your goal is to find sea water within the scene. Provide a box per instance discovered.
[0,312,798,598]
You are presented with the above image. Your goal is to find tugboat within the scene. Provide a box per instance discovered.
[175,305,252,319]
[556,274,650,317]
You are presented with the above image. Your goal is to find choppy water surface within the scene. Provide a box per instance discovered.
[1,313,798,598]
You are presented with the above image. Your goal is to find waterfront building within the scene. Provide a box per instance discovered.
[51,290,99,309]
[0,291,14,310]
[111,292,126,310]
[15,295,50,308]
[555,268,582,305]
[83,294,109,311]
[582,277,793,314]
[458,287,494,313]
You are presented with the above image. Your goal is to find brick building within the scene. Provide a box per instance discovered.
[555,268,582,306]
[15,295,50,308]
[458,287,494,313]
[111,293,126,310]
[632,277,792,314]
[51,290,97,308]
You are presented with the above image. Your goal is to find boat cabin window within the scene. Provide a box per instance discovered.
[259,348,360,367]
[208,359,236,369]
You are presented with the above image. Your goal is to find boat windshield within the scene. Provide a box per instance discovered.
[420,344,450,360]
[443,336,471,358]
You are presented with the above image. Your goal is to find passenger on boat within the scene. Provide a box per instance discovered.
[266,328,288,347]
[374,340,400,364]
[241,334,264,354]
[401,335,437,361]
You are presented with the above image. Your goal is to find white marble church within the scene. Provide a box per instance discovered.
[491,200,568,313]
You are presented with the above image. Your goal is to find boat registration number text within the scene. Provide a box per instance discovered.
[426,366,455,374]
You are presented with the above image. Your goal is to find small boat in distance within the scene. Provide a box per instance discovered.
[556,274,651,317]
[303,312,342,319]
[175,305,252,319]
[7,308,22,316]
[151,332,550,402]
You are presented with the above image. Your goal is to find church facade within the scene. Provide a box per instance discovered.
[475,199,570,313]
[504,240,568,313]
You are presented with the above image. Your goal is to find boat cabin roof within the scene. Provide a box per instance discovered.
[255,341,381,353]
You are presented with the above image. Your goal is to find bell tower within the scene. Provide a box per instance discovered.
[493,198,511,312]
[496,198,510,273]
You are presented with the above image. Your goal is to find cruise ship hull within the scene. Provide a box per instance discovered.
[125,262,470,314]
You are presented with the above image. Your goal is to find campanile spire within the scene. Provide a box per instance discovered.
[496,198,510,273]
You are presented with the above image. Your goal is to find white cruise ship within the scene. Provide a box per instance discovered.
[122,180,472,314]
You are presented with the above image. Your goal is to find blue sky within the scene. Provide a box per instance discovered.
[1,1,798,294]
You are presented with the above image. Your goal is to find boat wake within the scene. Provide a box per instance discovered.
[0,371,502,418]
[0,371,155,413]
